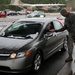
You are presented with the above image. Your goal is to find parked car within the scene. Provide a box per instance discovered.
[0,12,6,17]
[56,15,65,25]
[0,18,68,73]
[17,9,27,15]
[26,10,46,18]
[7,11,18,16]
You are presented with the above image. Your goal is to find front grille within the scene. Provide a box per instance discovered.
[0,50,13,60]
[0,50,10,60]
[0,54,10,60]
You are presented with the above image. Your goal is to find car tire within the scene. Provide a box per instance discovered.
[61,37,68,51]
[31,51,42,72]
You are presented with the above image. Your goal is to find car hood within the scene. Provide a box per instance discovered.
[0,37,33,50]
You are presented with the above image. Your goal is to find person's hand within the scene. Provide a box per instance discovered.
[49,29,55,32]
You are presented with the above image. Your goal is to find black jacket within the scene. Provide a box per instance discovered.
[55,13,75,39]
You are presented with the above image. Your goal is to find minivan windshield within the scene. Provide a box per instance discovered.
[4,21,43,39]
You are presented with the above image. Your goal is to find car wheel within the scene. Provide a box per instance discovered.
[61,37,68,51]
[32,51,42,72]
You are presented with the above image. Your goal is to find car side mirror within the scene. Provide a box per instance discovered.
[44,32,53,38]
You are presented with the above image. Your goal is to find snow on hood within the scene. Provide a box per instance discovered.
[0,37,32,50]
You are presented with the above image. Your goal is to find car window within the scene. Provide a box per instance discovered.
[4,21,43,39]
[43,22,54,35]
[53,21,63,30]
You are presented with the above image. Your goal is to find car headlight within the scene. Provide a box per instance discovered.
[17,52,25,58]
[10,53,16,59]
[17,50,32,57]
[10,52,25,59]
[10,50,32,59]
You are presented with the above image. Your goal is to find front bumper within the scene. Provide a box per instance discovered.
[0,57,32,73]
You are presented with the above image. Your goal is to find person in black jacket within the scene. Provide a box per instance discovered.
[50,8,75,62]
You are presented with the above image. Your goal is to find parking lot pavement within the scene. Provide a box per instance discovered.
[0,16,22,22]
[57,45,75,75]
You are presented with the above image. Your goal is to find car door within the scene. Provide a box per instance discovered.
[53,20,66,47]
[41,22,59,59]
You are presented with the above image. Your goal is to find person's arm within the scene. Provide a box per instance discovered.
[49,25,67,32]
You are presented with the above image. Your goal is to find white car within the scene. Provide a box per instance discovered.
[26,10,46,18]
[17,10,27,15]
[7,11,18,16]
